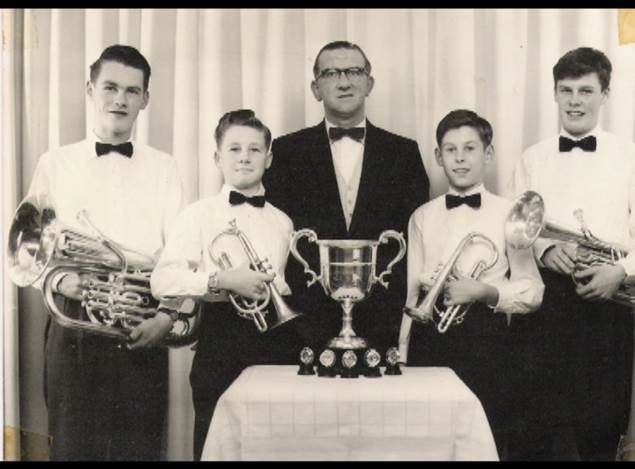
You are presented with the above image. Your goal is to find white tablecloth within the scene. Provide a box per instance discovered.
[201,365,498,461]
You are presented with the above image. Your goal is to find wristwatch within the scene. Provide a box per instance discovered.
[158,307,179,323]
[208,271,221,295]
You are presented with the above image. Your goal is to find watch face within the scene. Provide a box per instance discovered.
[364,349,381,368]
[319,349,336,368]
[342,350,358,369]
[385,347,400,366]
[300,347,314,365]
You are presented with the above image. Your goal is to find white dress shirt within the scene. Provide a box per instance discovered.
[325,118,366,230]
[24,134,184,287]
[508,127,635,276]
[398,184,544,362]
[151,184,293,303]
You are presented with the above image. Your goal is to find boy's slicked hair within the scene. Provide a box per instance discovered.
[553,47,612,91]
[436,109,493,147]
[214,109,272,150]
[312,40,372,78]
[89,44,151,91]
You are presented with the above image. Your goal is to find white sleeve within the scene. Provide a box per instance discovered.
[151,207,214,299]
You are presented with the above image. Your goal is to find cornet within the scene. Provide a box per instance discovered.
[208,218,302,333]
[506,190,635,306]
[404,232,499,333]
[7,194,200,347]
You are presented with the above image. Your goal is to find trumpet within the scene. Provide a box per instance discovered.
[7,194,200,347]
[404,232,499,332]
[506,190,635,306]
[208,218,302,333]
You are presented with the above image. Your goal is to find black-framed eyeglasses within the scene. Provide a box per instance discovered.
[317,67,368,82]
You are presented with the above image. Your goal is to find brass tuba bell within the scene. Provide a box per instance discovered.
[208,218,302,333]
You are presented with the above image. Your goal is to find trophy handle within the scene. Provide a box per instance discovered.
[289,229,322,287]
[374,230,407,289]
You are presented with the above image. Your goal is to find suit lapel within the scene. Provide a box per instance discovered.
[308,121,348,236]
[349,121,385,237]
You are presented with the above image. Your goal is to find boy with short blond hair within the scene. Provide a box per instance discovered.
[151,109,299,460]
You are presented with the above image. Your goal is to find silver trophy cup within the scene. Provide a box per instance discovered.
[290,229,406,350]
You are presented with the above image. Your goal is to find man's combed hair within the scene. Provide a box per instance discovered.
[312,40,372,78]
[89,44,152,91]
[553,47,612,91]
[214,109,272,150]
[436,109,493,147]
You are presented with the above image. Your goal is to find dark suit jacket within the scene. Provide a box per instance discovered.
[264,119,429,356]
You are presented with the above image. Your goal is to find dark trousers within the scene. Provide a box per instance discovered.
[190,302,302,461]
[44,297,168,461]
[507,269,633,461]
[407,304,514,457]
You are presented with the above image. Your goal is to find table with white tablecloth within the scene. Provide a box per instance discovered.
[201,365,498,461]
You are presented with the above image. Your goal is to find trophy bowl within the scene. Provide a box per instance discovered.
[290,229,406,350]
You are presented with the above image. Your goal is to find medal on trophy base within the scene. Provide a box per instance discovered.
[341,350,359,378]
[290,229,406,357]
[297,347,315,375]
[384,347,403,375]
[317,349,337,377]
[363,348,382,378]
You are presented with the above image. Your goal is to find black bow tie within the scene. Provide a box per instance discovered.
[559,135,597,152]
[329,127,365,142]
[229,190,266,208]
[445,193,482,210]
[95,141,134,158]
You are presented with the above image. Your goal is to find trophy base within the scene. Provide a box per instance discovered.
[328,336,368,350]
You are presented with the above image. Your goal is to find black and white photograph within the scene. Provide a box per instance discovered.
[4,8,635,461]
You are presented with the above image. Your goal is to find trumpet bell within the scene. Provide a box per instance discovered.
[268,295,303,330]
[7,198,58,286]
[505,190,545,249]
[403,305,433,324]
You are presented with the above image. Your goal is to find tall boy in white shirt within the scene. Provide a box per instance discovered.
[15,45,184,460]
[509,47,635,460]
[399,109,543,458]
[151,109,299,460]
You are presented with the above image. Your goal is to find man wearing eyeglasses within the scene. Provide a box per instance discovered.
[264,40,429,359]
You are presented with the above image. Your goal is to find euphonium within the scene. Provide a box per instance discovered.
[208,218,302,333]
[7,194,200,347]
[506,190,635,306]
[404,232,499,333]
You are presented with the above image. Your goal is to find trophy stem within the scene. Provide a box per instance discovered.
[328,298,367,350]
[340,298,355,338]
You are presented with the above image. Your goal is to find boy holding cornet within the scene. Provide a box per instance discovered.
[508,47,635,460]
[151,109,300,460]
[398,109,543,458]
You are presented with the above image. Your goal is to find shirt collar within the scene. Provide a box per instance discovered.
[447,183,485,197]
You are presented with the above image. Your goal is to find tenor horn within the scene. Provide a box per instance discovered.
[7,194,200,347]
[208,218,302,333]
[404,232,499,332]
